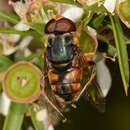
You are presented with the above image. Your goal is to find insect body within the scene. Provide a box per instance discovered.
[48,66,83,102]
[41,17,104,119]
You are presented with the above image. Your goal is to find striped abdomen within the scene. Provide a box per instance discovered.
[48,68,83,102]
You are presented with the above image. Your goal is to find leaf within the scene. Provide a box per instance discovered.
[107,44,117,57]
[82,12,94,27]
[91,14,105,29]
[3,102,26,130]
[0,10,20,24]
[0,56,13,72]
[0,27,41,38]
[79,30,95,53]
[29,23,45,36]
[107,24,130,44]
[110,14,129,95]
[49,0,82,7]
[83,3,107,13]
[28,104,45,130]
[97,34,117,57]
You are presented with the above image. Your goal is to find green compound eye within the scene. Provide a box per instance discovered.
[2,61,42,103]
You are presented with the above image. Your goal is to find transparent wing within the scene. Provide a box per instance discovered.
[82,65,105,112]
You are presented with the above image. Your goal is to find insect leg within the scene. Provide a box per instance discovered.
[74,64,96,102]
[47,112,53,130]
[40,80,66,120]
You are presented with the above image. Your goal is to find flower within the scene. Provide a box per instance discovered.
[103,0,116,13]
[36,109,54,130]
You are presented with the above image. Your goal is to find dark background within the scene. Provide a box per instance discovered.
[56,58,130,130]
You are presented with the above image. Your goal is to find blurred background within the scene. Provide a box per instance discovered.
[0,0,130,130]
[56,58,130,130]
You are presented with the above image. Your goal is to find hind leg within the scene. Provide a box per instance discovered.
[40,79,66,121]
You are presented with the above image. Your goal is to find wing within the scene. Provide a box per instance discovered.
[72,46,105,111]
[82,65,105,112]
[72,46,88,68]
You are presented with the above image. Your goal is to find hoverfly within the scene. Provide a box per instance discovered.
[40,16,105,120]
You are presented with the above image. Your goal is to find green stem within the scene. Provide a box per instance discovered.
[3,102,26,130]
[28,104,45,130]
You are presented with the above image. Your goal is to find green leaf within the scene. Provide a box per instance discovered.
[49,0,82,7]
[82,12,94,27]
[0,27,41,38]
[110,14,129,95]
[0,10,20,24]
[106,24,130,44]
[83,3,107,13]
[79,30,95,53]
[97,34,117,57]
[124,36,130,44]
[28,104,45,130]
[3,102,26,130]
[91,14,105,29]
[29,23,45,36]
[0,43,3,52]
[0,56,13,72]
[107,44,117,57]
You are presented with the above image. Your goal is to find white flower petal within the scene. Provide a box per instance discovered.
[62,5,83,22]
[86,0,98,6]
[36,109,54,130]
[14,21,30,31]
[24,48,32,57]
[120,0,126,2]
[36,109,48,121]
[0,93,10,116]
[41,8,49,23]
[18,36,33,50]
[96,57,112,97]
[8,34,20,43]
[14,1,27,16]
[4,46,18,55]
[103,0,116,13]
[87,26,97,36]
[48,125,54,130]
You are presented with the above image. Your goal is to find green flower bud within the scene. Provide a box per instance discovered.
[116,0,130,28]
[2,61,42,103]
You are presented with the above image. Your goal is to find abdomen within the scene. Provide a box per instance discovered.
[48,68,83,102]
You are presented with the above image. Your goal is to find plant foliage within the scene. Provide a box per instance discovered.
[0,0,129,130]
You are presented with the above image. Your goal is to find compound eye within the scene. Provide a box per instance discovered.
[48,34,55,47]
[64,34,73,46]
[48,38,53,47]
